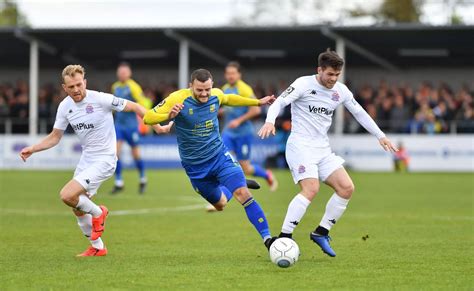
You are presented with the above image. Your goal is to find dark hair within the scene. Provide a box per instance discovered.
[226,61,241,73]
[318,48,344,70]
[191,69,213,83]
[118,61,131,69]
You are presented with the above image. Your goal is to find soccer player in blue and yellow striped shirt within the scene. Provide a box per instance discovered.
[144,69,276,249]
[222,62,278,191]
[111,62,152,194]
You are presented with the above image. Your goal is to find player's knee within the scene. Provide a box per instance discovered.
[301,185,319,200]
[214,203,226,211]
[241,164,252,175]
[338,182,355,199]
[59,189,74,204]
[72,208,84,216]
[233,187,252,202]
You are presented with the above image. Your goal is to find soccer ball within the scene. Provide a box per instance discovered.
[269,238,300,268]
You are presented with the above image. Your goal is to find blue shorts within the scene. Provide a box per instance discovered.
[182,150,247,204]
[222,133,252,161]
[115,126,140,147]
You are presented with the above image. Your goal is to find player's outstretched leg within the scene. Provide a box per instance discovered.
[111,159,124,194]
[234,187,272,248]
[74,210,107,257]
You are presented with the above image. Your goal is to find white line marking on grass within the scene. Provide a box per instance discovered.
[0,203,206,217]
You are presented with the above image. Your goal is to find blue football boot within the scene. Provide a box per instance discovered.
[310,232,336,257]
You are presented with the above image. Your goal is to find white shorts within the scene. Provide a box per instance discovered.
[285,135,345,184]
[73,155,117,197]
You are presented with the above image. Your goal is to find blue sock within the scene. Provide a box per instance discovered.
[115,159,123,184]
[220,186,233,202]
[135,159,145,180]
[252,164,269,179]
[242,197,271,240]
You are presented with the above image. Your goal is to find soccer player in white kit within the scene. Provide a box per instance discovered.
[19,65,173,257]
[258,49,397,257]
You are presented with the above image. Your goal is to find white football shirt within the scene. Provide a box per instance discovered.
[54,90,127,158]
[270,75,362,147]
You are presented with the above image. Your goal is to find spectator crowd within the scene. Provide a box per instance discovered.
[0,78,472,134]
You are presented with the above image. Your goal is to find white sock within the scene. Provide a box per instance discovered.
[75,195,102,217]
[76,214,104,249]
[319,193,350,230]
[76,214,92,239]
[91,238,104,250]
[281,193,311,234]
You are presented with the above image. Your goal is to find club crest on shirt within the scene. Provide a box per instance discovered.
[298,165,306,174]
[210,104,215,113]
[86,104,94,114]
[189,108,193,115]
[331,92,340,102]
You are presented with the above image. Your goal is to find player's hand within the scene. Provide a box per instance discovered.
[19,146,34,162]
[169,103,184,119]
[153,121,174,134]
[258,122,276,139]
[379,137,398,153]
[259,95,276,106]
[227,119,241,129]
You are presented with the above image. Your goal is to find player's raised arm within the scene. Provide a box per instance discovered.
[143,91,185,125]
[20,128,64,162]
[123,100,174,134]
[258,83,302,139]
[219,90,275,107]
[342,89,398,152]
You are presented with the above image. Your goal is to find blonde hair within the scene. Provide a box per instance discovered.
[61,64,85,82]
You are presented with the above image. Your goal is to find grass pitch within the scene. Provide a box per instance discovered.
[0,170,472,290]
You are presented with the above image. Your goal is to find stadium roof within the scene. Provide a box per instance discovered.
[1,25,473,70]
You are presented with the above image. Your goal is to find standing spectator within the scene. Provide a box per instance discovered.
[390,94,410,133]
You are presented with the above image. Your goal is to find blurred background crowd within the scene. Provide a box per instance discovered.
[1,78,472,134]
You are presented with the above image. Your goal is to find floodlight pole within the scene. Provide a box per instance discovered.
[179,39,190,89]
[29,40,39,137]
[334,37,345,135]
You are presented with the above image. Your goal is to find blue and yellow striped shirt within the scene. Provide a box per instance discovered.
[222,79,256,137]
[112,79,151,128]
[143,88,259,165]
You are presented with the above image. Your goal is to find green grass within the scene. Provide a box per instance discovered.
[0,170,472,290]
